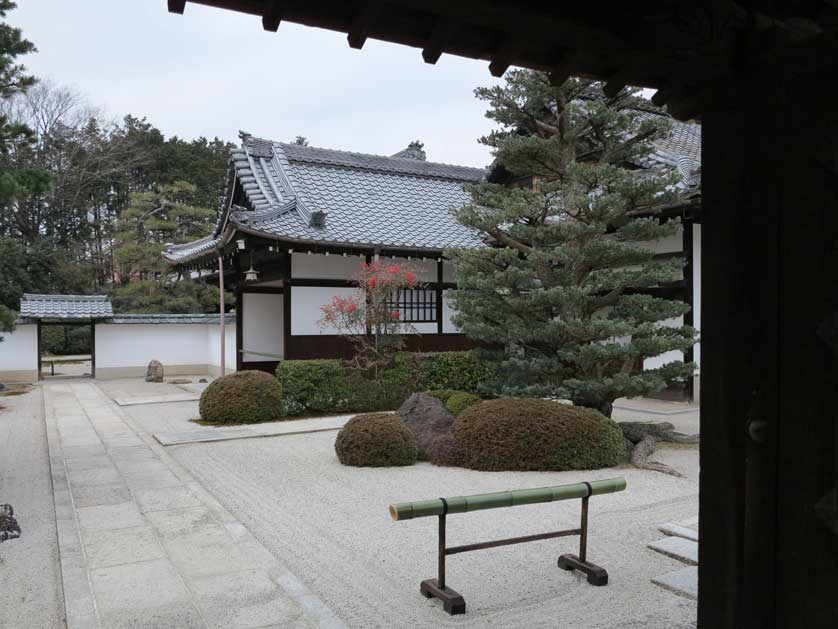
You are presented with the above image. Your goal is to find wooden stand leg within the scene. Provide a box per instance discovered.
[558,553,609,585]
[420,579,466,615]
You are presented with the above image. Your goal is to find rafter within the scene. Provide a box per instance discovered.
[262,0,283,32]
[347,2,382,50]
[422,17,456,64]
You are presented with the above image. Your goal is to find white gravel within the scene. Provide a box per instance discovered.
[0,387,65,628]
[172,431,699,628]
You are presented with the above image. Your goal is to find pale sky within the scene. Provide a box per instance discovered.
[10,1,504,168]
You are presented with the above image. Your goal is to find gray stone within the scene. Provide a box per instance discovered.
[397,393,464,466]
[659,523,699,542]
[76,501,144,532]
[652,565,698,600]
[82,525,166,568]
[89,558,203,629]
[188,569,304,627]
[648,536,699,565]
[198,378,208,383]
[145,359,164,383]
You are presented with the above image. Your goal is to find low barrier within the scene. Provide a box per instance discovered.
[389,477,627,615]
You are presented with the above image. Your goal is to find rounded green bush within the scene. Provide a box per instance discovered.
[454,398,625,471]
[199,370,284,424]
[335,413,417,467]
[445,392,481,417]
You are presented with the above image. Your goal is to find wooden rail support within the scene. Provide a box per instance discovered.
[390,478,625,615]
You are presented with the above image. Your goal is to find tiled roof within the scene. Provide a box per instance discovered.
[20,294,113,320]
[161,235,224,264]
[165,140,487,263]
[106,314,235,325]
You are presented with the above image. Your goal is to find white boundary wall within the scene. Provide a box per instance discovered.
[0,323,38,383]
[96,322,236,379]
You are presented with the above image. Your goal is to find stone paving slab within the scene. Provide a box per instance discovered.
[658,522,699,542]
[651,566,699,600]
[648,536,699,565]
[112,393,201,406]
[154,415,351,446]
[43,381,346,628]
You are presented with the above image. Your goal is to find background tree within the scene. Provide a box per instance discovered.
[448,72,696,416]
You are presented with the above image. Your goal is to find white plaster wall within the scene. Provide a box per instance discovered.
[637,227,683,255]
[442,290,459,333]
[95,324,209,368]
[693,224,702,367]
[207,323,236,372]
[242,293,283,361]
[442,260,456,283]
[0,323,38,372]
[291,286,356,335]
[643,316,685,370]
[292,252,361,280]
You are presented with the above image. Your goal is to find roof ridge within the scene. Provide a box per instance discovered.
[275,141,486,174]
[22,293,110,300]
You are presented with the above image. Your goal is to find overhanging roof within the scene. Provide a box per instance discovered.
[20,294,114,321]
[168,2,836,120]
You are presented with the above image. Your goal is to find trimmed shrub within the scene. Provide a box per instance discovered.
[335,413,417,467]
[199,370,284,424]
[276,352,493,417]
[445,392,481,417]
[414,352,496,394]
[424,389,461,403]
[276,360,353,415]
[454,398,625,471]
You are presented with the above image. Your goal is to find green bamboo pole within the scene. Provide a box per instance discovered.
[389,478,626,521]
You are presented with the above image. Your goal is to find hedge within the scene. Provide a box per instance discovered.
[334,413,417,467]
[454,398,625,471]
[445,392,481,417]
[277,351,493,416]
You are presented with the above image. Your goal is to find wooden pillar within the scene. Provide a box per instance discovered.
[282,250,292,360]
[700,70,838,628]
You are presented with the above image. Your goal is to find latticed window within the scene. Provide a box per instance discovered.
[387,288,438,323]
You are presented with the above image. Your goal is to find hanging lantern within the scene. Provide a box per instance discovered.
[244,251,259,282]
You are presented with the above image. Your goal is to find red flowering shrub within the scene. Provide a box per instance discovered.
[319,260,420,372]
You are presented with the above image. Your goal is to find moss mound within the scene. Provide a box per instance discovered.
[445,392,481,417]
[335,413,417,467]
[199,370,284,424]
[454,398,625,471]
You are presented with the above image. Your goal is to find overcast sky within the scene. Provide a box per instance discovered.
[10,1,504,167]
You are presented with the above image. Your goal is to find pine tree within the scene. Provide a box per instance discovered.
[448,72,696,416]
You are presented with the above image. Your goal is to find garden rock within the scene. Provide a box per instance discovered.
[0,382,6,392]
[398,393,465,466]
[145,359,164,382]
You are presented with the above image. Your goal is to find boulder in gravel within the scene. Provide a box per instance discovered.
[145,360,164,382]
[398,393,465,466]
[619,421,699,445]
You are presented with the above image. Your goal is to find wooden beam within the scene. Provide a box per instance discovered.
[547,49,575,86]
[262,0,283,32]
[167,0,186,14]
[422,17,455,64]
[603,71,628,98]
[347,2,381,50]
[488,36,516,77]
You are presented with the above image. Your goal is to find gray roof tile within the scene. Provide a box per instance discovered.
[20,294,113,320]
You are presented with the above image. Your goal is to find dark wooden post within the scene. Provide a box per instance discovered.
[700,70,838,628]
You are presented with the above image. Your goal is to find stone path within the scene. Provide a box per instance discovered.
[649,517,699,600]
[44,381,345,628]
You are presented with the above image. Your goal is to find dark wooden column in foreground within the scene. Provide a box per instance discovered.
[700,69,838,628]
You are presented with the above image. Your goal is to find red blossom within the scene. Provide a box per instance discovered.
[368,277,376,288]
[390,310,400,319]
[388,265,399,274]
[406,271,415,288]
